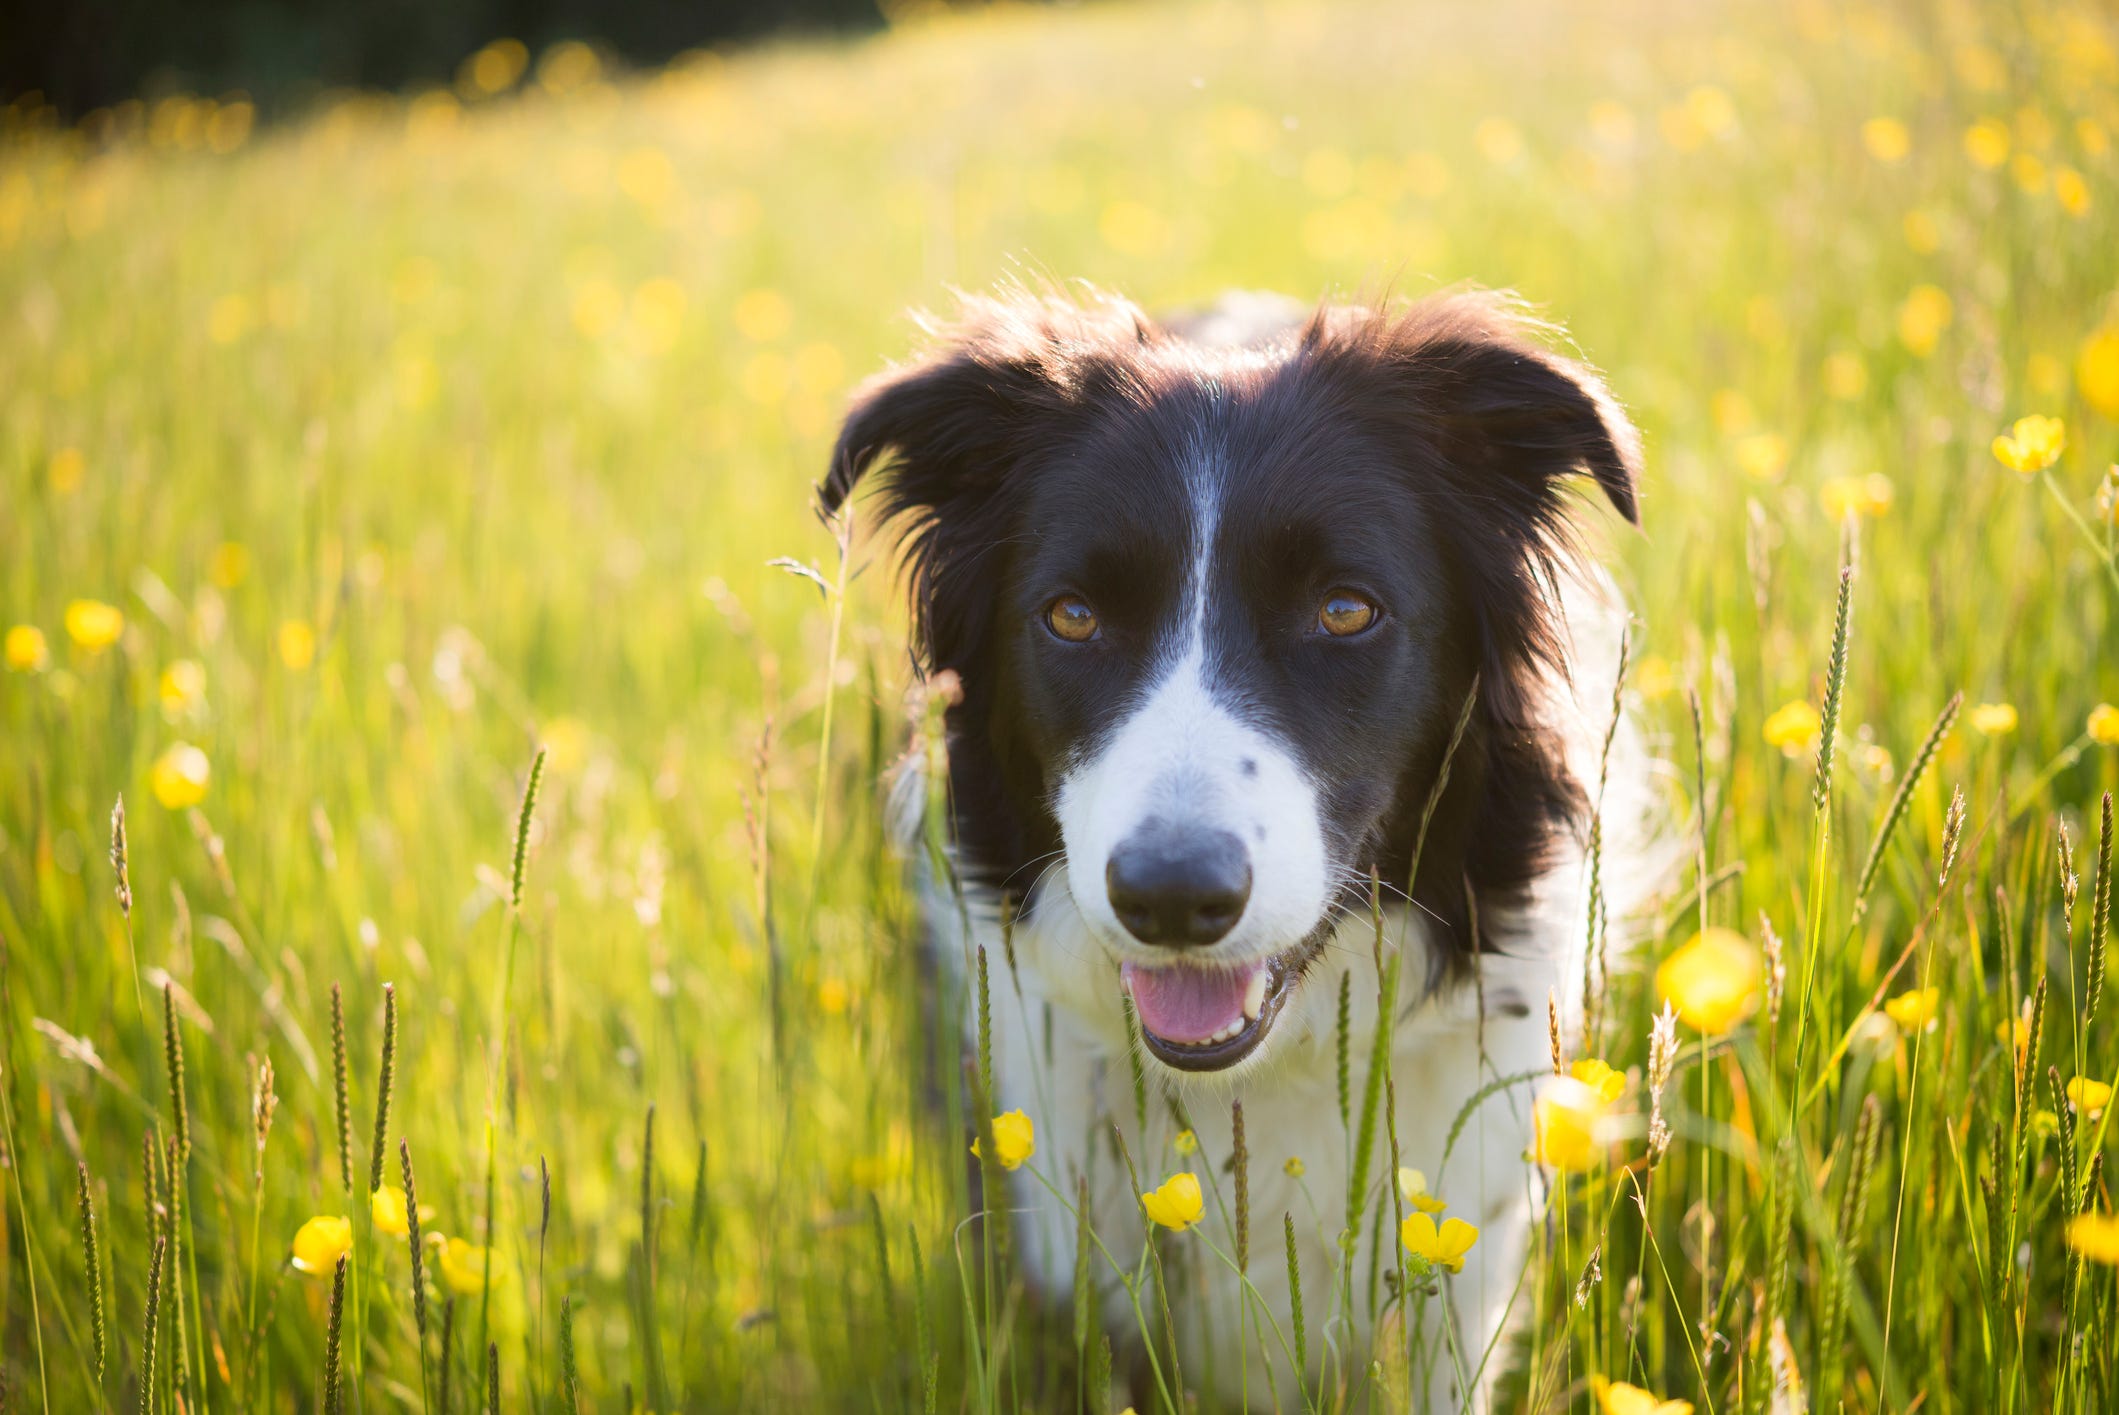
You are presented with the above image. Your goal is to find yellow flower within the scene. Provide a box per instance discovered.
[2079,328,2119,419]
[1140,1173,1204,1232]
[1991,414,2066,475]
[1399,1212,1479,1273]
[1763,701,1822,757]
[1861,116,1910,163]
[159,659,206,716]
[970,1110,1035,1171]
[1896,284,1953,357]
[371,1186,410,1238]
[150,743,212,810]
[1820,474,1893,520]
[1633,654,1676,701]
[5,625,49,672]
[2069,1212,2119,1265]
[1283,1156,1306,1178]
[48,446,86,493]
[65,599,125,651]
[290,1215,353,1274]
[2089,705,2119,746]
[1532,1075,1608,1172]
[209,541,251,589]
[1823,351,1869,400]
[1397,1168,1447,1214]
[1173,1128,1198,1155]
[1970,703,2018,736]
[2067,1077,2114,1117]
[1734,432,1788,482]
[433,1235,501,1294]
[279,619,318,671]
[1655,928,1762,1034]
[1882,986,1940,1034]
[1594,1375,1696,1415]
[1570,1058,1626,1104]
[1963,117,2010,168]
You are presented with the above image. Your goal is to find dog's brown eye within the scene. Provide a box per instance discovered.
[1046,596,1101,643]
[1318,591,1378,637]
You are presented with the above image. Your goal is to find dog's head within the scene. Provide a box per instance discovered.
[824,287,1639,1077]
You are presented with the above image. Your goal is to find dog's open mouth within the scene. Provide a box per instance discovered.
[1121,942,1319,1072]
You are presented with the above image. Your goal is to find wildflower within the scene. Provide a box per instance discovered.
[969,1110,1034,1171]
[1399,1212,1479,1273]
[1896,285,1953,357]
[1570,1058,1626,1104]
[279,619,318,671]
[209,542,251,589]
[2079,328,2119,419]
[1655,928,1762,1034]
[1882,986,1940,1034]
[1996,1008,2033,1058]
[1283,1156,1305,1178]
[1140,1173,1204,1232]
[1632,654,1676,701]
[371,1186,410,1238]
[1593,1375,1696,1415]
[65,599,125,651]
[48,447,86,493]
[2089,705,2119,746]
[1397,1168,1447,1214]
[5,625,48,672]
[1970,703,2018,736]
[2030,1108,2060,1140]
[291,1215,353,1274]
[1819,473,1893,520]
[1763,701,1822,757]
[432,1236,498,1294]
[1963,118,2010,168]
[1991,415,2066,475]
[1173,1128,1198,1155]
[150,744,211,810]
[1734,432,1788,482]
[1823,351,1869,400]
[159,660,206,716]
[1861,117,1910,163]
[2069,1212,2119,1265]
[2067,1076,2113,1118]
[1532,1075,1608,1172]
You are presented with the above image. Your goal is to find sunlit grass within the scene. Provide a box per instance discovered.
[3,0,2119,1408]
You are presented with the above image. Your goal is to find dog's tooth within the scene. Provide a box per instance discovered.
[1242,969,1269,1021]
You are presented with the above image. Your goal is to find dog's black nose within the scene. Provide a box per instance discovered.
[1105,823,1251,946]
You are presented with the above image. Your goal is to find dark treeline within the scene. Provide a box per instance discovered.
[1,0,898,117]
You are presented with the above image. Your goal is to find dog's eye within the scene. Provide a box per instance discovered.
[1045,595,1101,643]
[1317,591,1379,637]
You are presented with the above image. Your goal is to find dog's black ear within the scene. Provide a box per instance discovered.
[821,290,1151,668]
[820,291,1150,519]
[1306,293,1641,525]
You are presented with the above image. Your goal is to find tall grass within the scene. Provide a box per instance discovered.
[3,0,2118,1407]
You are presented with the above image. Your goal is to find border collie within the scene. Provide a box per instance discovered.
[823,285,1656,1410]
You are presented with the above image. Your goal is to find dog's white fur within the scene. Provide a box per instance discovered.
[900,566,1658,1411]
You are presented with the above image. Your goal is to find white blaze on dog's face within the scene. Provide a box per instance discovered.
[822,290,1642,1078]
[1051,448,1336,1073]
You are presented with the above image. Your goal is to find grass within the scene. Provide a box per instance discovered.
[3,0,2119,1407]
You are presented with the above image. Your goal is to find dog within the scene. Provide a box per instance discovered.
[822,284,1657,1410]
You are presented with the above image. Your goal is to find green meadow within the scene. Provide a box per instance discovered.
[3,0,2119,1408]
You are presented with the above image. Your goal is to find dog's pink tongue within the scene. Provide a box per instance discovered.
[1122,962,1255,1044]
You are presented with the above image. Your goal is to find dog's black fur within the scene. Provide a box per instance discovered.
[822,287,1640,984]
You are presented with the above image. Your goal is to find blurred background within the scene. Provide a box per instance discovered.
[3,0,2117,1408]
[5,0,895,118]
